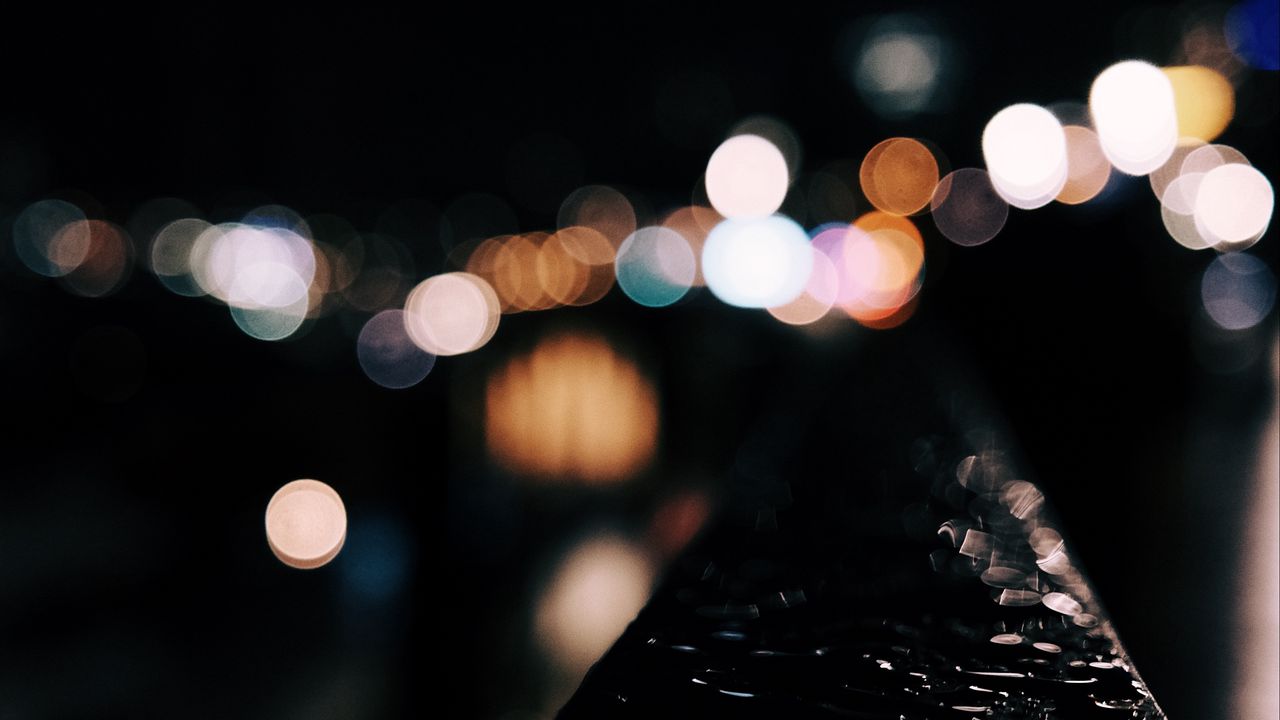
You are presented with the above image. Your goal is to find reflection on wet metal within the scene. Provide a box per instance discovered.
[562,340,1164,719]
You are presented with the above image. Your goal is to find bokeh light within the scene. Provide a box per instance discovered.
[403,272,501,356]
[1056,126,1112,205]
[860,137,940,215]
[485,331,658,484]
[534,534,654,676]
[12,199,89,278]
[1163,65,1235,142]
[1201,253,1276,330]
[729,116,803,180]
[1194,163,1274,249]
[357,309,437,389]
[1149,140,1208,208]
[265,479,347,570]
[57,219,133,298]
[767,246,838,326]
[551,226,616,306]
[1161,173,1214,250]
[704,134,790,219]
[849,14,949,118]
[661,206,721,286]
[1090,60,1179,176]
[150,218,212,297]
[615,226,696,307]
[702,215,812,308]
[982,103,1068,209]
[930,169,1009,247]
[558,185,637,250]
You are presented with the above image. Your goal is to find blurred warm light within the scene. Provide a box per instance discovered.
[357,309,437,389]
[552,226,616,306]
[1056,126,1111,205]
[558,185,637,250]
[1162,174,1214,250]
[931,169,1008,247]
[615,226,696,307]
[1042,591,1084,617]
[1090,60,1179,176]
[1194,163,1274,249]
[535,231,591,307]
[57,219,134,298]
[404,272,501,356]
[1201,253,1276,330]
[648,489,711,559]
[12,199,89,278]
[767,246,838,326]
[1149,139,1207,208]
[1233,339,1279,719]
[702,215,812,308]
[535,534,654,676]
[661,206,721,287]
[852,15,945,118]
[730,116,803,179]
[150,218,212,297]
[265,479,347,570]
[1182,143,1251,177]
[982,103,1068,209]
[1163,65,1235,142]
[492,233,552,313]
[859,137,940,215]
[704,134,790,218]
[485,331,658,484]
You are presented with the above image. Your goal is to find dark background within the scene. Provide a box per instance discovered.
[0,4,1275,718]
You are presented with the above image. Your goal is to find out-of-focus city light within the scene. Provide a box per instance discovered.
[550,226,616,306]
[230,287,310,341]
[767,246,838,326]
[982,104,1068,209]
[1225,0,1280,70]
[1201,252,1276,330]
[849,14,948,118]
[704,134,790,219]
[357,309,437,389]
[1233,339,1279,719]
[1194,163,1274,249]
[265,479,347,570]
[13,199,89,278]
[1149,140,1207,208]
[191,223,316,310]
[485,331,658,484]
[930,169,1009,247]
[615,226,696,307]
[1182,143,1251,176]
[860,137,940,216]
[403,272,501,356]
[702,215,812,308]
[1090,60,1179,176]
[648,489,712,559]
[1163,65,1235,142]
[1056,126,1112,205]
[150,218,212,297]
[534,534,654,676]
[57,219,133,298]
[661,206,721,286]
[1162,173,1214,250]
[558,185,637,250]
[729,116,803,180]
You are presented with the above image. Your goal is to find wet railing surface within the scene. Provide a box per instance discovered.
[562,333,1164,719]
